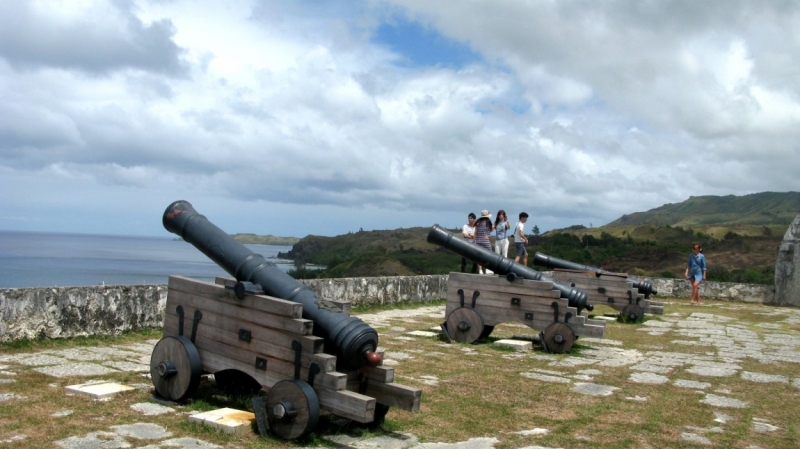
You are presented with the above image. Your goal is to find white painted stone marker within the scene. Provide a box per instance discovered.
[65,381,135,398]
[189,408,255,434]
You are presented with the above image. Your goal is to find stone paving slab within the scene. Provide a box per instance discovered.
[493,339,532,351]
[673,379,712,389]
[407,330,440,338]
[571,383,618,396]
[629,372,669,384]
[35,363,120,377]
[102,360,150,372]
[131,402,176,416]
[0,392,26,401]
[55,423,221,449]
[701,394,749,408]
[11,353,71,366]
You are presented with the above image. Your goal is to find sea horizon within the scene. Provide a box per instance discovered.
[0,230,297,289]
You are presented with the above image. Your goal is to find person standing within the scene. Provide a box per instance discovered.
[461,213,478,273]
[493,209,511,258]
[685,243,707,304]
[513,212,529,266]
[474,210,494,274]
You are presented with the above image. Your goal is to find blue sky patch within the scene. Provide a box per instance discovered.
[374,17,482,68]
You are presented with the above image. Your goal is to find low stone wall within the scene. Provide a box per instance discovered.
[0,285,167,343]
[299,275,448,307]
[649,277,771,303]
[0,274,779,342]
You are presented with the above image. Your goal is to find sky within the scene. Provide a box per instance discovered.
[1,0,799,239]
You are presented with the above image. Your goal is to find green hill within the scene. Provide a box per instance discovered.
[232,233,299,246]
[281,192,799,285]
[278,227,455,277]
[608,191,800,227]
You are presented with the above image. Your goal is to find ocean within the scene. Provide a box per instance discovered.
[0,230,296,289]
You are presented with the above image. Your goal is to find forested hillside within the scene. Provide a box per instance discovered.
[278,193,799,285]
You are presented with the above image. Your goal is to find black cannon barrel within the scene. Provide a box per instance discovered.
[533,252,658,297]
[427,225,593,313]
[163,200,381,371]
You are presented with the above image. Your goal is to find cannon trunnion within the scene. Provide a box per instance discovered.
[151,201,421,440]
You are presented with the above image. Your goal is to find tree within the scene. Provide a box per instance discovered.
[532,225,540,236]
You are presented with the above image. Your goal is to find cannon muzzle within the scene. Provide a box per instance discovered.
[533,251,658,298]
[163,200,380,370]
[427,225,593,313]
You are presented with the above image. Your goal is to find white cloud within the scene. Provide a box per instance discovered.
[0,0,798,237]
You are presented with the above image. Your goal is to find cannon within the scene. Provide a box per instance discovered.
[427,225,605,352]
[427,225,593,313]
[151,201,420,439]
[533,252,658,298]
[162,200,381,370]
[533,252,664,322]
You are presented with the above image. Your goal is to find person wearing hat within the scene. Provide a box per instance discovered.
[474,210,494,274]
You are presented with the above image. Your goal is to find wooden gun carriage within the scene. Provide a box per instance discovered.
[534,252,664,322]
[150,201,420,440]
[550,268,664,322]
[443,272,606,353]
[426,225,606,353]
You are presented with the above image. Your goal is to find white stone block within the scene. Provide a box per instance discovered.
[189,408,255,434]
[65,382,135,398]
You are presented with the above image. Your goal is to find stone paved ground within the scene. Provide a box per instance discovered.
[1,300,800,448]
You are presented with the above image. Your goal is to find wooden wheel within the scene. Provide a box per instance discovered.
[150,335,202,402]
[540,322,576,354]
[621,304,644,323]
[266,379,320,440]
[445,307,484,343]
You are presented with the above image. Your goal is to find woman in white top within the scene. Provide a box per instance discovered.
[493,210,511,257]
